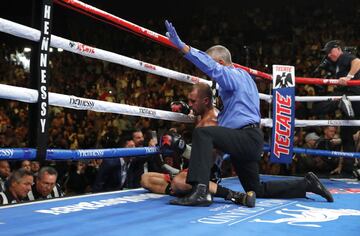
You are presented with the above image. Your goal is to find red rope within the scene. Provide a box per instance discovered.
[234,64,360,86]
[54,0,175,49]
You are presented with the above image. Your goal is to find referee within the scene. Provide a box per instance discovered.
[164,20,333,206]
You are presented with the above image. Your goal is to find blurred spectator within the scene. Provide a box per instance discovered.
[64,161,90,195]
[30,161,41,177]
[85,159,102,186]
[354,130,360,152]
[314,126,342,177]
[305,132,320,147]
[296,132,320,174]
[123,129,148,189]
[0,168,33,205]
[21,160,31,172]
[353,130,360,179]
[0,160,11,191]
[123,129,161,189]
[92,133,135,192]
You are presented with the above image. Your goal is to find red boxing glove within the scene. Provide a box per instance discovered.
[170,101,190,115]
[159,130,186,155]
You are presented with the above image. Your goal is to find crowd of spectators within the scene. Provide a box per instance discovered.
[0,0,359,204]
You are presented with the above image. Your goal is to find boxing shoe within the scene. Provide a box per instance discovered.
[226,190,256,208]
[305,172,334,202]
[338,94,354,118]
[169,183,213,206]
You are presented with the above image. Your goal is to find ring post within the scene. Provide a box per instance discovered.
[270,65,296,164]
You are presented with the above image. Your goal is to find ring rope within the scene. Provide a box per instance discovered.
[260,94,360,103]
[1,141,359,161]
[0,85,359,127]
[0,84,194,123]
[263,145,360,159]
[260,119,360,127]
[295,95,360,102]
[0,147,159,160]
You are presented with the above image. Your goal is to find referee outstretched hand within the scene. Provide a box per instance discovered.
[165,20,187,52]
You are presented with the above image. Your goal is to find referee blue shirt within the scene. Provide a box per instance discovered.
[184,48,260,128]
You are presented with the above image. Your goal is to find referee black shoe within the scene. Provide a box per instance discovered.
[305,172,334,202]
[226,190,256,208]
[338,94,354,118]
[169,183,213,206]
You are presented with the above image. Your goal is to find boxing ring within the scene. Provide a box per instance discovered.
[1,176,360,236]
[1,0,360,235]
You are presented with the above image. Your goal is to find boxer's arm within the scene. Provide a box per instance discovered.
[182,144,191,159]
[162,163,180,176]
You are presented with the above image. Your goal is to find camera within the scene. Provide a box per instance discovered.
[313,55,336,76]
[343,46,358,56]
[319,57,331,69]
[318,57,336,74]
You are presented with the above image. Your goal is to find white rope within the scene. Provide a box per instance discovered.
[295,119,360,127]
[295,95,360,102]
[0,18,212,87]
[1,83,359,127]
[260,118,360,127]
[260,118,272,127]
[259,94,360,103]
[259,93,272,103]
[0,84,194,123]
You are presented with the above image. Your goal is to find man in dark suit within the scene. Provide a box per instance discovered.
[123,129,161,189]
[92,131,135,192]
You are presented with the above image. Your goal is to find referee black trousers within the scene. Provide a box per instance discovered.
[186,126,307,198]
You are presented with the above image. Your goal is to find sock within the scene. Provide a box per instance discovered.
[215,185,230,198]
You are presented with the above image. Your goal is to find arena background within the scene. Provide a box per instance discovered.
[0,0,359,197]
[2,0,359,68]
[0,1,360,235]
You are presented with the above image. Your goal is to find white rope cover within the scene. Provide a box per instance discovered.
[260,118,360,127]
[1,84,358,128]
[0,84,194,123]
[259,94,360,103]
[295,96,360,102]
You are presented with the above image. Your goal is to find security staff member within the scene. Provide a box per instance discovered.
[319,40,360,174]
[26,167,63,201]
[0,168,33,205]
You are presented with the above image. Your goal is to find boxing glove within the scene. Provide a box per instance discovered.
[159,130,186,155]
[170,101,190,115]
